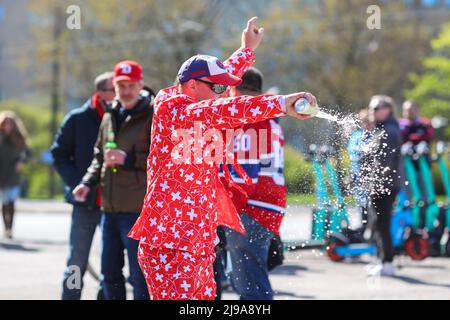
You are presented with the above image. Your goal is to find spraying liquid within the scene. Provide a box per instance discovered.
[295,98,338,122]
[315,111,338,122]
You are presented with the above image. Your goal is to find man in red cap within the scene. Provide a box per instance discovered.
[128,17,317,300]
[73,60,153,300]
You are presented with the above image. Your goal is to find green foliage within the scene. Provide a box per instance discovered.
[405,23,450,140]
[0,100,64,198]
[284,144,314,194]
[431,152,450,196]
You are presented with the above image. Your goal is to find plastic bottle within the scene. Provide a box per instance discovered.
[294,97,319,116]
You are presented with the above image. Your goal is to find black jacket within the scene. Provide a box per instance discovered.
[51,98,102,208]
[369,116,403,193]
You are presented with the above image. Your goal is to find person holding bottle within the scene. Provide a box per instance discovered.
[72,60,154,300]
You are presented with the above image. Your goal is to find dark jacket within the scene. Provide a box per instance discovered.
[366,116,403,193]
[82,96,153,213]
[0,135,30,188]
[51,99,102,208]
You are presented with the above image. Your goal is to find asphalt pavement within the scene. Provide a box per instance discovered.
[0,200,449,300]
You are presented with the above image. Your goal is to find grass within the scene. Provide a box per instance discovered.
[287,193,356,205]
[287,193,448,205]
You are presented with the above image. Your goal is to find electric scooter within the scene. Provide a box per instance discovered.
[326,143,429,262]
[416,141,443,256]
[435,141,450,256]
[308,144,377,262]
[310,144,349,244]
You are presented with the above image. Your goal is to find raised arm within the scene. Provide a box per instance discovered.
[223,17,264,79]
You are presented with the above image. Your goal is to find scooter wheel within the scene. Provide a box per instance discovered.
[405,236,429,260]
[326,241,345,262]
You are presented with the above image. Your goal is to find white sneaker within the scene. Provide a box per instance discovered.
[364,261,379,272]
[380,262,396,276]
[367,262,396,277]
[367,263,383,276]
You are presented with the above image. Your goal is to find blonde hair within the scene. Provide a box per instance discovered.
[0,111,29,148]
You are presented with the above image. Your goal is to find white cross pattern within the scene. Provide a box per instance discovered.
[160,181,169,191]
[204,286,213,297]
[155,273,163,282]
[250,106,262,117]
[164,242,174,249]
[228,104,239,116]
[171,191,181,201]
[180,280,191,292]
[193,108,202,117]
[161,145,169,153]
[187,209,198,221]
[184,173,194,182]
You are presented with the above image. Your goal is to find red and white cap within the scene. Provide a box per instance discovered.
[177,54,242,86]
[113,60,143,84]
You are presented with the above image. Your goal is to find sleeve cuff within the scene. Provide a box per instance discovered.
[123,151,136,170]
[279,96,287,113]
[81,180,95,188]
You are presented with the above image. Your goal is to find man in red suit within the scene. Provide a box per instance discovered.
[129,17,317,300]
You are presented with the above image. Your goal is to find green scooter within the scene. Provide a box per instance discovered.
[416,141,444,256]
[401,142,425,229]
[310,144,349,242]
[435,141,450,256]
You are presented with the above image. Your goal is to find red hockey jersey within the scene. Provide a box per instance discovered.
[220,119,287,235]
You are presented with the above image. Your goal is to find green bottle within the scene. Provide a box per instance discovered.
[105,130,118,173]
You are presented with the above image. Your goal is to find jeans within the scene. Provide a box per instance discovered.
[0,186,21,203]
[213,226,228,300]
[62,205,101,300]
[225,213,274,300]
[100,212,149,300]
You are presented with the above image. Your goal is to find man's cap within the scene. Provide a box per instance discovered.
[177,54,242,86]
[113,60,143,83]
[237,67,263,93]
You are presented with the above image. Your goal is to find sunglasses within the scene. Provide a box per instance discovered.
[195,79,228,94]
[102,88,115,93]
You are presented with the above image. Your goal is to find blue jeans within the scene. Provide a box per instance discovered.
[62,205,101,300]
[0,186,21,203]
[100,212,149,300]
[225,213,275,300]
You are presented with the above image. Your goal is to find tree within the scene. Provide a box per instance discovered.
[405,23,450,140]
[27,0,225,106]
